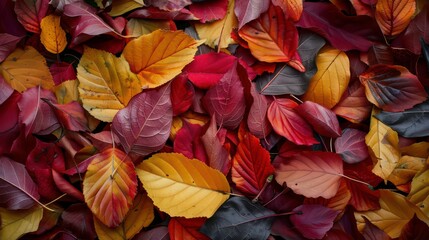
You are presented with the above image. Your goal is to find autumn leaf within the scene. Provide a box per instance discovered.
[0,205,43,240]
[14,0,49,33]
[109,0,144,17]
[335,128,369,164]
[234,0,269,29]
[40,14,67,54]
[189,0,228,23]
[272,0,303,22]
[122,29,202,88]
[247,82,272,138]
[83,148,138,228]
[302,45,350,109]
[77,46,142,122]
[388,155,426,186]
[304,180,351,214]
[361,217,392,240]
[136,153,230,218]
[375,0,416,37]
[0,33,22,63]
[169,217,210,240]
[0,46,54,92]
[408,165,429,217]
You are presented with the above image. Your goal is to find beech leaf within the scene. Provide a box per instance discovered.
[335,128,369,164]
[189,0,228,23]
[83,148,138,228]
[272,0,303,22]
[168,217,210,240]
[247,82,272,138]
[112,84,172,156]
[40,14,67,54]
[290,204,338,239]
[200,197,274,240]
[0,206,43,240]
[375,0,416,37]
[14,0,49,33]
[0,33,22,63]
[234,0,269,29]
[362,216,392,240]
[136,153,230,218]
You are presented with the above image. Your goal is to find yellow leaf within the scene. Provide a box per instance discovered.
[83,148,138,228]
[355,190,426,238]
[126,18,173,37]
[109,0,144,17]
[94,193,154,240]
[408,164,429,217]
[136,152,230,218]
[388,155,426,186]
[0,46,54,92]
[302,45,350,109]
[400,141,429,158]
[195,0,238,49]
[40,14,67,54]
[122,30,202,89]
[53,80,79,104]
[366,109,400,181]
[375,0,416,36]
[0,206,43,240]
[77,46,142,122]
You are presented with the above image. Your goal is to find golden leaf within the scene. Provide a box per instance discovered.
[195,0,238,49]
[408,164,429,217]
[53,80,79,104]
[0,46,54,92]
[388,155,426,186]
[77,46,142,122]
[40,14,67,54]
[126,18,173,37]
[109,0,144,17]
[302,45,350,109]
[400,141,429,158]
[94,193,154,240]
[375,0,416,36]
[0,206,43,240]
[136,153,230,218]
[366,109,400,181]
[122,30,202,89]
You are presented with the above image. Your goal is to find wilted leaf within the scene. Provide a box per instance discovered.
[335,128,369,164]
[200,197,274,240]
[112,84,172,156]
[255,29,325,95]
[40,14,67,54]
[0,46,54,92]
[14,0,49,33]
[77,46,142,122]
[83,148,137,228]
[239,4,300,67]
[375,0,416,37]
[359,64,428,112]
[189,0,228,23]
[272,0,303,22]
[275,151,343,199]
[232,130,274,196]
[302,45,350,109]
[267,98,318,146]
[109,0,144,17]
[123,30,202,88]
[290,204,338,239]
[136,153,230,218]
[146,0,191,11]
[366,109,401,181]
[0,206,43,240]
[234,0,269,29]
[169,217,209,240]
[0,156,40,210]
[376,99,429,138]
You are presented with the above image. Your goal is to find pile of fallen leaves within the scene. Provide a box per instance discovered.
[1,0,429,239]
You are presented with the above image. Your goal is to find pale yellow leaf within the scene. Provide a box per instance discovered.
[302,45,350,109]
[136,153,230,218]
[126,18,173,37]
[366,109,400,181]
[0,206,43,240]
[195,0,238,49]
[122,30,203,89]
[0,46,54,92]
[40,14,67,54]
[77,46,142,122]
[53,79,79,104]
[109,0,144,17]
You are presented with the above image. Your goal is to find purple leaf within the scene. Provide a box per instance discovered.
[235,0,270,29]
[0,74,14,105]
[0,33,22,62]
[290,204,338,239]
[335,128,369,164]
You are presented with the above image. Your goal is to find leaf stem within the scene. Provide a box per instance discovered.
[252,175,273,203]
[340,174,373,189]
[262,187,289,207]
[289,94,303,104]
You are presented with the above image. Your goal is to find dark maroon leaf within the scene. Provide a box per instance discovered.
[61,203,97,240]
[334,206,365,240]
[133,226,170,240]
[128,6,198,20]
[0,74,14,105]
[171,74,194,116]
[235,0,270,29]
[0,92,21,154]
[421,38,429,70]
[112,84,172,156]
[26,139,65,174]
[271,216,305,240]
[42,99,89,132]
[200,197,275,240]
[399,214,429,240]
[362,216,391,240]
[146,0,191,11]
[32,168,63,201]
[290,204,339,239]
[168,217,209,240]
[258,181,304,213]
[49,63,77,86]
[189,0,228,23]
[14,0,50,33]
[0,0,26,36]
[296,2,383,51]
[335,128,369,164]
[202,61,246,129]
[367,44,394,66]
[247,82,272,138]
[173,121,207,163]
[255,30,325,95]
[52,169,85,201]
[0,156,40,210]
[0,33,22,62]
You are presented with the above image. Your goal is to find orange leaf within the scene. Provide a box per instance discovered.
[275,151,343,199]
[83,148,137,228]
[168,217,210,240]
[122,30,203,89]
[272,0,303,22]
[375,0,416,36]
[40,14,67,54]
[304,179,351,214]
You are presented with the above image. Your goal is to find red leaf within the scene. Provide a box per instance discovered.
[14,0,49,33]
[247,83,272,139]
[0,0,26,36]
[43,100,89,132]
[18,87,59,136]
[49,63,77,86]
[362,216,391,240]
[184,52,238,89]
[171,74,194,116]
[359,64,428,112]
[52,169,84,201]
[368,44,394,66]
[189,0,228,23]
[295,101,341,138]
[232,130,274,196]
[168,217,210,240]
[134,226,169,240]
[112,84,172,156]
[202,61,246,129]
[267,98,318,146]
[26,139,65,174]
[0,156,40,210]
[290,204,339,239]
[173,121,207,163]
[128,6,198,20]
[297,2,383,51]
[234,0,270,29]
[32,168,62,201]
[146,0,191,11]
[275,151,343,198]
[335,128,369,164]
[0,74,14,105]
[61,203,97,240]
[258,181,304,213]
[201,116,231,175]
[0,33,22,62]
[400,214,429,240]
